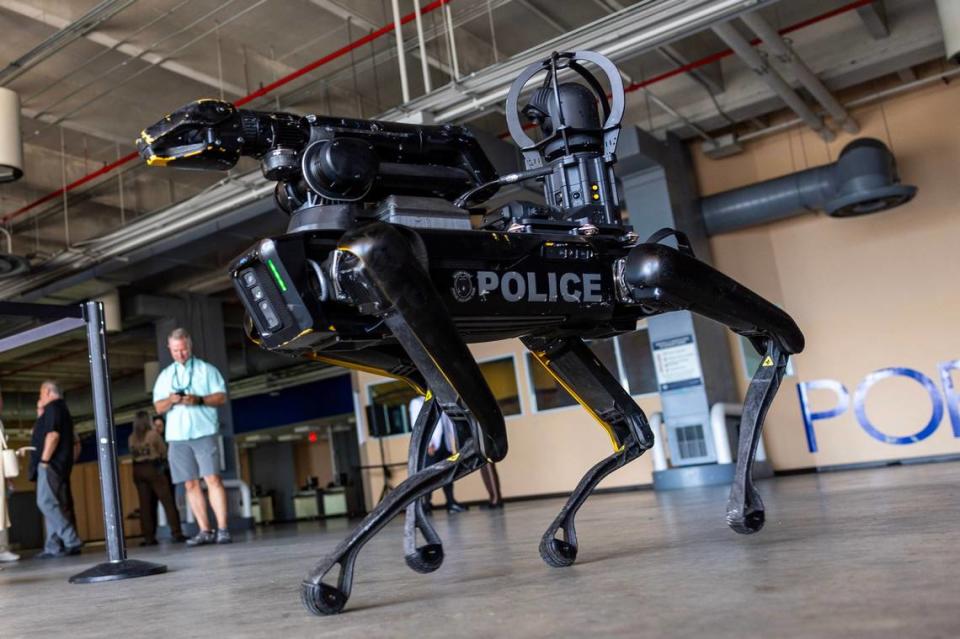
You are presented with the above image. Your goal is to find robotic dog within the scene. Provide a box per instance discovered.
[138,51,803,615]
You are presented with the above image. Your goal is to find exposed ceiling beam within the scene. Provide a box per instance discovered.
[0,0,247,96]
[19,108,131,146]
[657,42,725,95]
[518,0,567,34]
[0,0,139,86]
[856,1,890,40]
[306,0,453,79]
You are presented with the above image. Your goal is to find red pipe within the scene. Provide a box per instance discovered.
[3,0,452,223]
[501,0,875,138]
[7,0,872,223]
[624,0,875,93]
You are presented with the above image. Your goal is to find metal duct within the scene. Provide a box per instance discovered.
[701,138,917,235]
[935,0,960,62]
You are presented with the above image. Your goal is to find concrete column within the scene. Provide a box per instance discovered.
[618,127,739,468]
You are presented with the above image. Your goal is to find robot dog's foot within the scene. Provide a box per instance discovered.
[301,579,349,616]
[406,544,445,574]
[405,497,444,574]
[539,442,642,568]
[300,545,357,616]
[726,488,765,535]
[301,444,482,615]
[539,532,579,568]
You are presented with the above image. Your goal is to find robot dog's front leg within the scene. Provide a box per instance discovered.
[522,335,654,567]
[403,396,446,574]
[622,243,804,534]
[300,222,507,615]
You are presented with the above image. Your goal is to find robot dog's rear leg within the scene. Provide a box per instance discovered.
[403,396,446,574]
[726,342,788,533]
[522,335,653,567]
[622,242,804,534]
[301,222,507,615]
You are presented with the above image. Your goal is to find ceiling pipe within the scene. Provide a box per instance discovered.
[701,138,916,235]
[0,0,884,300]
[6,0,867,226]
[740,11,859,134]
[428,0,781,122]
[712,20,835,142]
[390,0,411,102]
[0,0,139,86]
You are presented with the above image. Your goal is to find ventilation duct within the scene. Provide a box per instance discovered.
[700,138,916,236]
[935,0,960,62]
[0,228,28,278]
[0,87,23,183]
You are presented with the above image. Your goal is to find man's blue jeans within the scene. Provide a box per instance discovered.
[36,465,81,554]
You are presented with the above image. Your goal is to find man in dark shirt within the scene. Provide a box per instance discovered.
[30,380,82,558]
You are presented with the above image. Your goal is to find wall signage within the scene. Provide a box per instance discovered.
[797,360,960,452]
[652,335,703,392]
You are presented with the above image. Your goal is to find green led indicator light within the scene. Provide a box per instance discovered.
[266,259,288,292]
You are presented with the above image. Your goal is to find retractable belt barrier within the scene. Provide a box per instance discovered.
[0,301,166,583]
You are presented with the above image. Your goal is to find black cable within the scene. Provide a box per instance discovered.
[453,166,553,208]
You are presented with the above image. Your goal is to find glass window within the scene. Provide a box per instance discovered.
[527,352,579,411]
[367,380,418,438]
[526,330,658,411]
[479,357,522,416]
[618,330,658,395]
[526,341,618,411]
[587,338,619,375]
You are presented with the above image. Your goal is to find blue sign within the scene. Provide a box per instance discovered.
[797,361,960,452]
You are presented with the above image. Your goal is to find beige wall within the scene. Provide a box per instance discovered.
[355,339,660,510]
[695,78,960,470]
[293,437,334,488]
[353,77,960,508]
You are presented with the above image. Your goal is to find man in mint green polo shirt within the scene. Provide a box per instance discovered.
[153,327,230,546]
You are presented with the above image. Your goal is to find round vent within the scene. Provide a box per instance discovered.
[825,184,917,218]
[824,138,917,218]
[0,252,30,278]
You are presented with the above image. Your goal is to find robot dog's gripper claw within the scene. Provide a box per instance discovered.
[300,581,348,616]
[539,536,578,568]
[404,543,444,574]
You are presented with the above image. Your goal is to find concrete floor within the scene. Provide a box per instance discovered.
[1,462,958,638]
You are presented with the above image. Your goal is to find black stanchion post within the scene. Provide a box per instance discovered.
[70,300,167,584]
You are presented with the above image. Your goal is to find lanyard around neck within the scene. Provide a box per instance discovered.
[172,358,194,393]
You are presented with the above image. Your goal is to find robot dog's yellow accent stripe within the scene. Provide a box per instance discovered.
[306,353,427,396]
[145,147,205,167]
[530,351,623,453]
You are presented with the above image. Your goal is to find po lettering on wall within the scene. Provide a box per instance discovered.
[797,360,960,453]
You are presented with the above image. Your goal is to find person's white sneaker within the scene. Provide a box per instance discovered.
[0,550,20,562]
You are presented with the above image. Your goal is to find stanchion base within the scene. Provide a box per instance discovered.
[69,559,167,584]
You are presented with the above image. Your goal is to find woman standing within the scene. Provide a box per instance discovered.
[128,410,185,545]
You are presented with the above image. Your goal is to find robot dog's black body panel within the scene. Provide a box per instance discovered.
[139,50,804,616]
[232,221,800,360]
[233,225,630,349]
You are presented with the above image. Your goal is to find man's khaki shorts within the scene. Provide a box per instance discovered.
[168,434,220,483]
